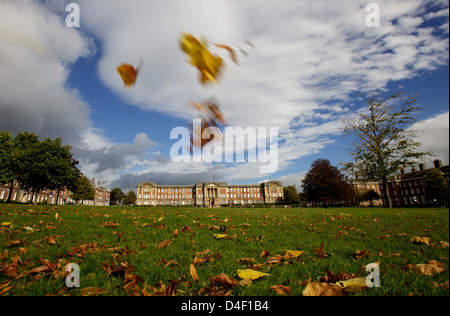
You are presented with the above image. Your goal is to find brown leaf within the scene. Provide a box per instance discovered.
[270,285,291,296]
[260,250,270,258]
[0,255,19,278]
[174,229,178,237]
[413,262,445,276]
[190,264,199,282]
[81,287,108,296]
[46,237,56,245]
[302,282,346,296]
[314,241,328,258]
[212,273,238,287]
[157,239,172,249]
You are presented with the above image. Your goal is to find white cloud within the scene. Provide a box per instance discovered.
[0,0,93,143]
[410,111,450,166]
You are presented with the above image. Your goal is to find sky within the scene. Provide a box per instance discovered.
[0,0,449,193]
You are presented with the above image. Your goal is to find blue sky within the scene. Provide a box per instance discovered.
[1,0,448,192]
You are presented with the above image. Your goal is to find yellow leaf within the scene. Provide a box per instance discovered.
[190,264,199,282]
[283,250,306,260]
[2,222,11,227]
[180,33,224,85]
[237,269,270,280]
[214,234,228,239]
[410,236,430,245]
[157,215,165,222]
[302,282,345,296]
[334,277,368,292]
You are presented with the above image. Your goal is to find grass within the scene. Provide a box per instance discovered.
[0,204,448,296]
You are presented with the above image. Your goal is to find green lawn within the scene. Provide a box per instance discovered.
[0,204,448,296]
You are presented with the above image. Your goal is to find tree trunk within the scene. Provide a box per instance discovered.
[56,189,60,205]
[6,180,14,203]
[381,177,392,208]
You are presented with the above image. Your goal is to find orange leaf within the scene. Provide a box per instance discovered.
[46,237,56,245]
[214,43,238,65]
[270,285,291,296]
[190,264,199,282]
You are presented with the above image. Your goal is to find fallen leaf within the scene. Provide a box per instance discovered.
[81,287,108,296]
[283,250,305,260]
[270,285,291,296]
[410,236,430,245]
[214,234,229,239]
[237,269,270,280]
[190,264,199,282]
[238,279,252,287]
[302,282,345,296]
[334,277,368,292]
[46,236,56,245]
[2,222,12,227]
[413,262,445,276]
[314,241,328,258]
[212,273,238,287]
[260,250,270,258]
[157,239,172,249]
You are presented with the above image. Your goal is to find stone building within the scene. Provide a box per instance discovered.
[136,181,284,207]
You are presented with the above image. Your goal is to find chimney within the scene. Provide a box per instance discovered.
[92,178,95,185]
[98,180,101,186]
[434,159,442,168]
[419,163,425,171]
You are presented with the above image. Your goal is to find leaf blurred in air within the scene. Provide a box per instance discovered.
[117,60,143,87]
[180,33,224,85]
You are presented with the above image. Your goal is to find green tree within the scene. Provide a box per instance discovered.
[343,92,431,208]
[71,175,95,204]
[1,132,40,203]
[110,188,126,205]
[283,185,301,205]
[124,190,137,205]
[43,137,81,205]
[424,169,449,206]
[302,159,354,207]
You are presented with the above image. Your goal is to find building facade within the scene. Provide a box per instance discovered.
[136,181,284,207]
[350,159,448,207]
[0,177,110,206]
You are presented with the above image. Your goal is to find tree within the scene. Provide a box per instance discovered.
[342,92,431,208]
[124,190,137,205]
[302,159,354,207]
[42,137,81,204]
[361,189,381,207]
[283,185,301,205]
[110,188,126,205]
[0,132,81,204]
[0,132,40,203]
[71,176,95,204]
[424,169,449,207]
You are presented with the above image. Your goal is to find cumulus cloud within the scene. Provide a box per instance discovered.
[2,0,448,191]
[0,0,93,143]
[410,111,450,166]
